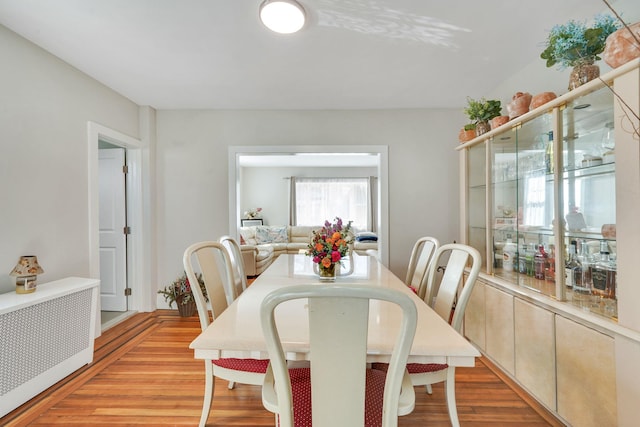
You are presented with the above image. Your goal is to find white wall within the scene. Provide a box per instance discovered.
[0,25,140,293]
[155,109,462,288]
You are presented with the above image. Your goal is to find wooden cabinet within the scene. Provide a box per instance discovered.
[459,60,640,424]
[556,316,617,427]
[514,299,556,410]
[463,279,485,350]
[484,285,515,374]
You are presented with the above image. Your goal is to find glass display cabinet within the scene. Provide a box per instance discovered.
[458,63,637,322]
[458,60,639,427]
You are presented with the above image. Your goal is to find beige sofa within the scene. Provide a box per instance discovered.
[239,225,378,276]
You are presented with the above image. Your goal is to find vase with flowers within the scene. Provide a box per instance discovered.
[540,14,620,90]
[244,207,262,219]
[307,217,353,282]
[463,97,503,136]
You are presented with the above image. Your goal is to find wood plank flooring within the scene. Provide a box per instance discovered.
[1,310,564,427]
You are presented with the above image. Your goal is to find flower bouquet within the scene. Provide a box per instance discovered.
[244,207,262,219]
[307,217,353,281]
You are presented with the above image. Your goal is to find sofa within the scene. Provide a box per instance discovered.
[239,225,378,276]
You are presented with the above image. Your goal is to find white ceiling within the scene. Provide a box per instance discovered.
[0,0,622,110]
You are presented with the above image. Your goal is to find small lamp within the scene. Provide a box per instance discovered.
[10,255,44,294]
[259,0,306,34]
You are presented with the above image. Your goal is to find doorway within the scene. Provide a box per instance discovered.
[228,145,389,266]
[88,122,146,333]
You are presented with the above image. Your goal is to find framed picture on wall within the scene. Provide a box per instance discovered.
[241,218,263,227]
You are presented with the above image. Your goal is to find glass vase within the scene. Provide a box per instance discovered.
[318,263,337,282]
[568,61,600,91]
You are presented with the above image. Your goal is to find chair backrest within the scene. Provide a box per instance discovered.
[183,241,237,331]
[219,235,249,296]
[261,284,418,427]
[421,243,482,332]
[405,236,440,293]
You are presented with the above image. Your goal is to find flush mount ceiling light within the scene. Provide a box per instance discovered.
[259,0,306,34]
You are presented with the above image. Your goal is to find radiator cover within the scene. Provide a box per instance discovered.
[0,277,99,417]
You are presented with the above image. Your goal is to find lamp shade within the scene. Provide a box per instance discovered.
[10,255,44,277]
[259,0,306,34]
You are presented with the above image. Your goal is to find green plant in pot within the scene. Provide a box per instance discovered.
[458,123,477,143]
[158,272,207,317]
[540,14,620,90]
[463,97,502,136]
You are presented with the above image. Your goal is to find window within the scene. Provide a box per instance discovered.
[293,178,371,231]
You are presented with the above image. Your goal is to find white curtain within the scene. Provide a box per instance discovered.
[289,177,374,231]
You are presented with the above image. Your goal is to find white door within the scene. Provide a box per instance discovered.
[99,148,128,311]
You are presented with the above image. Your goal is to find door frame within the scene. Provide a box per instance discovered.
[228,145,389,267]
[88,122,144,315]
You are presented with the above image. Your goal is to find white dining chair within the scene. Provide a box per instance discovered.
[260,284,418,427]
[406,243,481,427]
[183,241,269,427]
[405,236,440,297]
[219,235,249,297]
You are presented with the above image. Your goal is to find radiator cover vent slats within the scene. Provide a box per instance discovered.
[0,289,92,396]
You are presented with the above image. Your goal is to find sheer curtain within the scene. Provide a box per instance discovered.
[289,177,374,232]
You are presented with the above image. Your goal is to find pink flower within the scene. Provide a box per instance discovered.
[331,251,341,262]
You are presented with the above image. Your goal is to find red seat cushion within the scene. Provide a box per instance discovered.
[371,362,448,374]
[283,367,387,426]
[212,358,269,373]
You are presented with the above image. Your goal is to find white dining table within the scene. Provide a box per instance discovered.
[189,253,480,366]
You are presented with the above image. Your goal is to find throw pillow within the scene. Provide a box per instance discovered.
[239,227,257,245]
[356,232,378,242]
[255,226,288,244]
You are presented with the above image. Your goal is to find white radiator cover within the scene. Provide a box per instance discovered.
[0,277,99,417]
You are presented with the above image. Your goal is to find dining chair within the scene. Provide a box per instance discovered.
[405,236,440,297]
[183,241,269,427]
[403,243,481,427]
[219,235,249,297]
[261,284,418,427]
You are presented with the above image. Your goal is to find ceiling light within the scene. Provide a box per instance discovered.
[259,0,306,34]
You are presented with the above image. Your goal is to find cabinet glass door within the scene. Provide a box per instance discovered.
[468,142,487,270]
[490,113,555,295]
[562,87,616,318]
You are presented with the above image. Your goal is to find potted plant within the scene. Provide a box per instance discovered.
[458,123,477,143]
[463,97,503,135]
[158,272,207,317]
[540,14,620,90]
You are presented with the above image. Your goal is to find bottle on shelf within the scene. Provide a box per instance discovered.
[565,241,578,289]
[525,243,536,277]
[534,244,546,280]
[503,235,517,272]
[545,244,555,282]
[518,238,527,274]
[591,241,616,301]
[576,239,592,293]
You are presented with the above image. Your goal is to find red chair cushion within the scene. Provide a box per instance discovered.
[283,367,387,426]
[371,362,448,374]
[212,358,269,373]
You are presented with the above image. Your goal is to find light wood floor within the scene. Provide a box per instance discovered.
[2,310,564,427]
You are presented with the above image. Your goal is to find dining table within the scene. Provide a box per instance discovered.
[189,253,480,366]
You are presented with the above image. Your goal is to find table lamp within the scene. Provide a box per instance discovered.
[10,255,44,294]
